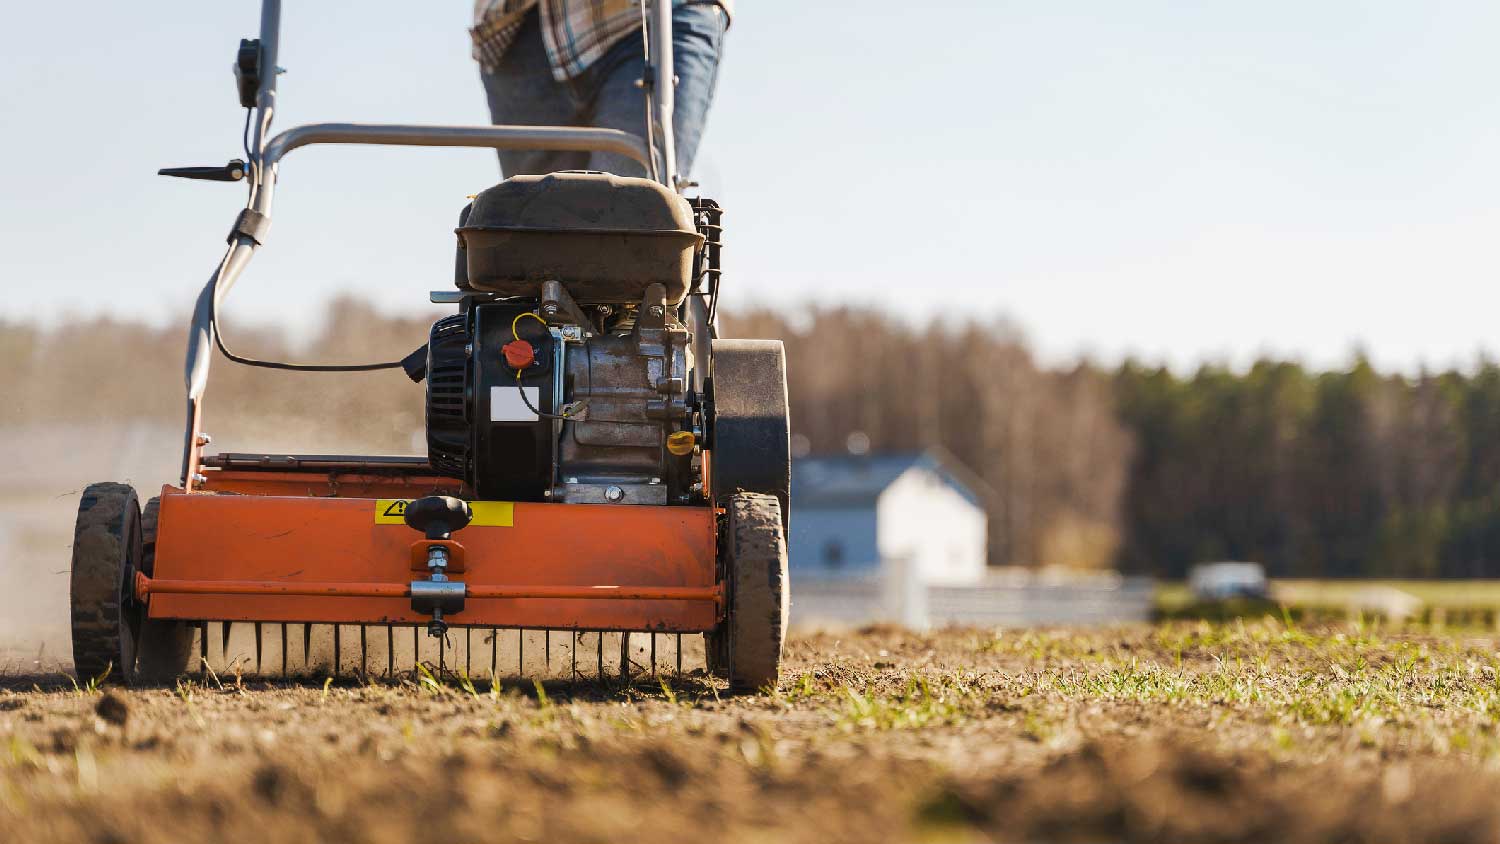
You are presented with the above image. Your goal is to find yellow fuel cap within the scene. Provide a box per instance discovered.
[667,430,697,456]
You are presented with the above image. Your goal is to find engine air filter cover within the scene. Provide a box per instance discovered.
[457,171,703,305]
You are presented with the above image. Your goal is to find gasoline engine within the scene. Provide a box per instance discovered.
[411,171,718,507]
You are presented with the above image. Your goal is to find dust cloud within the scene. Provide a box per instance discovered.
[0,300,433,669]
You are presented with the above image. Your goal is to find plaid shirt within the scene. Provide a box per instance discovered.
[471,0,730,81]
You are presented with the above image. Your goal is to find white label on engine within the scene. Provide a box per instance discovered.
[490,385,541,422]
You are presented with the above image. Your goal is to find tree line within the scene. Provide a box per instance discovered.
[728,308,1500,579]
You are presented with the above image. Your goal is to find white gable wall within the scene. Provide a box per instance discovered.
[875,467,988,585]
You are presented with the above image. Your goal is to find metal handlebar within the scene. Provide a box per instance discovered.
[262,123,652,170]
[180,0,679,486]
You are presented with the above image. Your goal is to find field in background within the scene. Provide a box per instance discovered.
[1269,579,1500,610]
[8,622,1500,843]
[1158,579,1500,627]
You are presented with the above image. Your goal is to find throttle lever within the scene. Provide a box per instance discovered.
[158,160,247,182]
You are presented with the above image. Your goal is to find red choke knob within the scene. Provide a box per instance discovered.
[503,340,536,369]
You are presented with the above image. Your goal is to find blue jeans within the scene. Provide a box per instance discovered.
[480,3,726,178]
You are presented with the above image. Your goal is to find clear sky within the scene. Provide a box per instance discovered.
[2,1,1497,373]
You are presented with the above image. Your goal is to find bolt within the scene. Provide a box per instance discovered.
[542,489,552,498]
[191,473,208,485]
[633,78,645,89]
[196,433,213,446]
[596,305,613,316]
[648,305,665,318]
[648,477,662,485]
[464,342,473,357]
[604,485,625,502]
[541,303,559,316]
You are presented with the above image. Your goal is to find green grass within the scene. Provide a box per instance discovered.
[964,619,1500,758]
[839,676,976,731]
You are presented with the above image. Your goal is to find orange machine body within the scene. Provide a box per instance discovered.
[145,468,721,632]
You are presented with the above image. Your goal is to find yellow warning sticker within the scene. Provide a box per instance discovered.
[374,499,514,527]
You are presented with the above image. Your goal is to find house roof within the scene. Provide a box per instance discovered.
[791,449,990,510]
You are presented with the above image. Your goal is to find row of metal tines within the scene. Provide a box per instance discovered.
[187,621,706,681]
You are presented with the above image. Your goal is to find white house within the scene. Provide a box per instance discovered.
[789,450,989,586]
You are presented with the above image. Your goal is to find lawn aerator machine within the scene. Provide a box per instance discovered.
[69,0,789,691]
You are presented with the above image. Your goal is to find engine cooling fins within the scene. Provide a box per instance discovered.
[425,313,471,479]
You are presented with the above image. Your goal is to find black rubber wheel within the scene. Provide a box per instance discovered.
[715,493,788,693]
[135,496,196,682]
[70,486,193,686]
[70,483,143,684]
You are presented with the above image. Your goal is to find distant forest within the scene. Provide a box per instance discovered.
[730,308,1500,580]
[7,300,1500,579]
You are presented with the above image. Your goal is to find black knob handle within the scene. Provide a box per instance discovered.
[158,160,247,182]
[403,496,473,540]
[236,38,262,108]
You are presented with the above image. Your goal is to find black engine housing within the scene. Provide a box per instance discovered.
[425,302,560,501]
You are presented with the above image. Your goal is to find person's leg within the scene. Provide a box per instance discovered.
[479,10,590,176]
[583,3,727,179]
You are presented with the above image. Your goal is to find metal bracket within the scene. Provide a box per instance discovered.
[540,280,595,329]
[229,208,271,245]
[409,580,466,614]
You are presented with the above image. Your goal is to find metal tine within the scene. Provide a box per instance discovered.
[198,621,208,676]
[676,633,682,676]
[371,626,383,678]
[256,622,284,678]
[304,625,339,676]
[337,626,356,678]
[360,626,368,678]
[280,623,288,679]
[545,630,551,669]
[570,626,578,682]
[625,632,657,682]
[206,622,251,678]
[465,627,472,679]
[386,625,417,679]
[520,629,548,679]
[490,628,499,680]
[418,625,438,674]
[620,632,630,683]
[302,622,311,669]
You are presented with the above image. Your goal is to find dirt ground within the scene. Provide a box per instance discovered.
[6,621,1500,843]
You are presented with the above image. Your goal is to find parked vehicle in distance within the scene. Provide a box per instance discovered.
[1188,562,1270,601]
